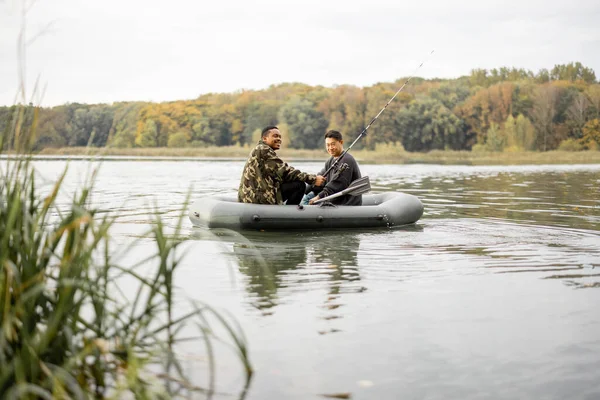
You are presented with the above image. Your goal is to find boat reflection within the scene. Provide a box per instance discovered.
[190,228,367,313]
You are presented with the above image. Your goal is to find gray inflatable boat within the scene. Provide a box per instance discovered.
[189,192,424,230]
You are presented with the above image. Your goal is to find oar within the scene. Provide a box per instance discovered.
[312,176,371,204]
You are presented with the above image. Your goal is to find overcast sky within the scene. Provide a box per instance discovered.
[1,0,599,106]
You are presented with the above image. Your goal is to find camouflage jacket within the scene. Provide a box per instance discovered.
[238,140,317,204]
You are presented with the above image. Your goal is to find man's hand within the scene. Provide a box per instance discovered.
[309,196,319,205]
[314,175,326,186]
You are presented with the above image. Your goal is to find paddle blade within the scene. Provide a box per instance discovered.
[313,176,371,204]
[345,176,371,196]
[346,182,371,196]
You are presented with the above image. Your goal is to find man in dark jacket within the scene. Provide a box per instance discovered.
[308,130,362,206]
[238,126,326,205]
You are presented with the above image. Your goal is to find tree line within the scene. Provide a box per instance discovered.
[1,62,599,152]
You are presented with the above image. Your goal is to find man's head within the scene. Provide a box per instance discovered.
[261,126,282,150]
[324,130,344,157]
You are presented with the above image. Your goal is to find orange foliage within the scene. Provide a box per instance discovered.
[454,82,514,142]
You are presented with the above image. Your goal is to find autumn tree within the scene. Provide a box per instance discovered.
[33,106,70,150]
[469,67,535,87]
[1,104,38,150]
[362,83,412,149]
[316,85,366,140]
[167,131,189,148]
[566,92,590,140]
[67,105,114,147]
[241,101,279,145]
[585,84,600,118]
[504,114,536,151]
[454,82,514,147]
[550,62,597,83]
[429,80,471,110]
[107,102,146,148]
[1,63,597,153]
[135,104,178,147]
[278,96,328,149]
[535,68,551,84]
[396,98,468,151]
[581,119,600,149]
[469,69,488,87]
[190,115,217,146]
[0,107,12,141]
[530,85,559,151]
[484,122,506,151]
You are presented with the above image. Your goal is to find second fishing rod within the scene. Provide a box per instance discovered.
[321,50,435,178]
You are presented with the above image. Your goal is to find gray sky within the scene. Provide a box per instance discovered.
[1,0,599,106]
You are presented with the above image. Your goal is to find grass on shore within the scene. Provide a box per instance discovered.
[35,145,600,165]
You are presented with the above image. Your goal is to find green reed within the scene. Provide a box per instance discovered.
[0,101,252,398]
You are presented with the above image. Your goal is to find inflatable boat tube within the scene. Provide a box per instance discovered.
[189,192,424,230]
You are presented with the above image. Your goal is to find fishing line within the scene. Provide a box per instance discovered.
[321,50,435,177]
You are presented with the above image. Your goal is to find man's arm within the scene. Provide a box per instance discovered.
[317,158,330,177]
[313,157,355,199]
[308,157,332,195]
[263,148,317,184]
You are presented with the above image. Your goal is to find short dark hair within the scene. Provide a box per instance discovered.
[324,130,343,141]
[261,126,279,138]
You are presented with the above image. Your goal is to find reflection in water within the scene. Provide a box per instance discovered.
[29,160,600,399]
[373,166,600,289]
[191,229,369,319]
[233,235,308,310]
[377,167,600,231]
[234,231,363,317]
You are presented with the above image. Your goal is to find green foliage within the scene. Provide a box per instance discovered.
[585,85,600,119]
[317,85,366,142]
[504,114,536,151]
[469,67,535,87]
[1,63,599,153]
[535,68,551,84]
[242,102,278,145]
[429,81,471,110]
[454,82,514,147]
[530,85,559,151]
[278,96,328,149]
[251,128,262,144]
[107,102,147,148]
[484,122,507,152]
[137,119,160,147]
[469,63,596,87]
[0,104,253,398]
[550,62,597,83]
[511,83,536,119]
[69,105,115,147]
[34,107,69,150]
[167,131,189,148]
[581,118,600,149]
[397,98,468,151]
[362,83,412,149]
[1,104,38,152]
[557,138,585,151]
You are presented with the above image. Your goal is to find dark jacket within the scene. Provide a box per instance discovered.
[238,140,317,204]
[313,153,362,205]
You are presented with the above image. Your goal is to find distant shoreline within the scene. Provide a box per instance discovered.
[2,147,600,165]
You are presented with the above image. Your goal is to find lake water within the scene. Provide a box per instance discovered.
[27,159,600,399]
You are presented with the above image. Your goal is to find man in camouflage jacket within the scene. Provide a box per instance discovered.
[238,126,326,205]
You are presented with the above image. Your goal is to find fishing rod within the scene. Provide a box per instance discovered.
[321,50,435,178]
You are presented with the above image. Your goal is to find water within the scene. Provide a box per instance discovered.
[26,160,600,399]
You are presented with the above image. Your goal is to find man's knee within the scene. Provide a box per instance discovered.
[291,180,305,191]
[281,180,305,205]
